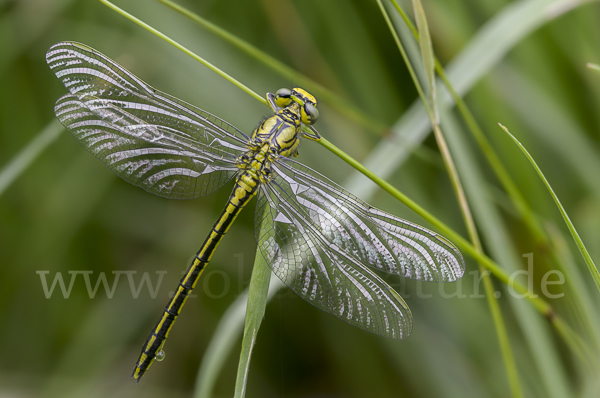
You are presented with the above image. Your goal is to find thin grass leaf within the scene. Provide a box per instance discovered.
[234,249,272,398]
[434,110,524,396]
[411,0,438,124]
[384,4,521,389]
[499,124,600,294]
[343,0,595,372]
[193,289,247,398]
[379,2,473,269]
[0,120,63,198]
[155,0,388,135]
[441,110,565,397]
[194,278,284,398]
[98,0,265,105]
[587,63,600,72]
[376,0,432,119]
[498,65,600,198]
[546,223,600,352]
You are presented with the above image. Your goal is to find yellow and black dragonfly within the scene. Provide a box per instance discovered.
[46,41,465,382]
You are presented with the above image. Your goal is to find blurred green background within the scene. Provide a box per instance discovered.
[2,0,600,397]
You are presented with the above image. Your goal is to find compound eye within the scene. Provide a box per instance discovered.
[302,103,319,125]
[276,88,291,98]
[275,88,292,107]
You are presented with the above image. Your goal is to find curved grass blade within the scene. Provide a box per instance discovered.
[499,124,600,294]
[98,0,265,105]
[193,288,248,398]
[155,0,388,135]
[344,0,594,371]
[375,0,432,120]
[0,120,63,198]
[546,223,600,352]
[587,63,600,72]
[442,111,562,397]
[383,2,522,394]
[386,0,595,385]
[194,278,284,398]
[234,249,273,398]
[498,66,600,199]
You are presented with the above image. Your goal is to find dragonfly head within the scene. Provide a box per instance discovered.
[274,88,319,126]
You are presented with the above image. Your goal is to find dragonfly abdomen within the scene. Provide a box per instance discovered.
[132,172,259,381]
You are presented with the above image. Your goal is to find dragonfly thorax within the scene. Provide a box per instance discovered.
[251,114,302,158]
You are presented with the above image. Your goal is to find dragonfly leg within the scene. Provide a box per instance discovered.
[266,91,280,113]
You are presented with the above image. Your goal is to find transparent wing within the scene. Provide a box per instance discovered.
[46,41,249,199]
[254,157,466,338]
[256,185,413,339]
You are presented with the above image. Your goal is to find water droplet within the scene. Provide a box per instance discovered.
[156,350,166,362]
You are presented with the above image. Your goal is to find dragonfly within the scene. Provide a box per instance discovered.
[46,41,465,382]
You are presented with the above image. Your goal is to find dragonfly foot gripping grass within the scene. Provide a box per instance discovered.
[46,41,465,382]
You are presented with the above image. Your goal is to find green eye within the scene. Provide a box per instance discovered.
[302,103,319,125]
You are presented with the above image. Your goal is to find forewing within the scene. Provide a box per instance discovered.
[271,158,465,282]
[46,42,248,199]
[256,182,412,339]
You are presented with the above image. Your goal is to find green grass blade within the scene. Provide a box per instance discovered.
[411,0,438,124]
[0,120,63,198]
[499,124,600,294]
[342,0,595,372]
[480,272,524,398]
[193,287,248,398]
[439,68,548,241]
[382,3,522,389]
[155,0,388,135]
[389,0,545,240]
[194,278,284,398]
[587,63,600,72]
[98,0,265,105]
[391,3,521,393]
[497,66,600,198]
[546,223,600,352]
[234,249,273,398]
[442,111,568,397]
[376,0,432,120]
